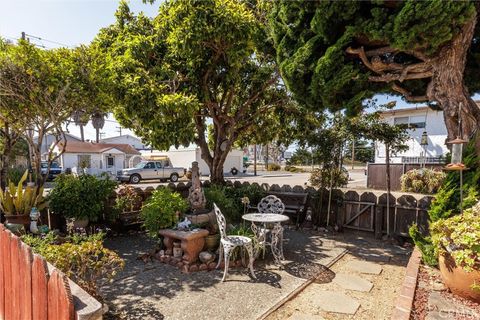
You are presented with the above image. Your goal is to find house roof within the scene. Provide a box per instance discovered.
[59,141,141,155]
[379,100,480,116]
[100,134,143,143]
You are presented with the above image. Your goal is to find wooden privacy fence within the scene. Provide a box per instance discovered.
[367,163,444,191]
[127,180,433,239]
[0,223,75,320]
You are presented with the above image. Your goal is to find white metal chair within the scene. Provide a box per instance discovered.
[214,203,256,282]
[257,195,286,259]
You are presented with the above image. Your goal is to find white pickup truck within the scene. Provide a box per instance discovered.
[117,160,185,183]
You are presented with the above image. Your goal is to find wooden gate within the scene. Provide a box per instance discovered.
[343,201,376,232]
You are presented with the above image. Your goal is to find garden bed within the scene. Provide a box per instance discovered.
[411,264,480,319]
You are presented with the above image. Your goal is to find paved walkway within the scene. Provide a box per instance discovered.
[100,229,346,320]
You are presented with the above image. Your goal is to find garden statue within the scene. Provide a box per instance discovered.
[177,217,192,231]
[188,161,206,212]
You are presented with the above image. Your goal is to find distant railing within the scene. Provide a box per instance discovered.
[401,156,445,164]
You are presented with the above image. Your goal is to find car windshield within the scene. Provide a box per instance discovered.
[41,162,60,168]
[134,162,146,169]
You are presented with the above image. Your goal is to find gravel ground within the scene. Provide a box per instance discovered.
[266,252,407,320]
[100,230,346,320]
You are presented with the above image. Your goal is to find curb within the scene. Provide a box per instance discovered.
[257,248,348,320]
[391,247,422,320]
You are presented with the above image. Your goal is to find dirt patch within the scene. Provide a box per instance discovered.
[266,252,407,319]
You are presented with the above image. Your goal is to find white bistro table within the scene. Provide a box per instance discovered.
[242,213,289,265]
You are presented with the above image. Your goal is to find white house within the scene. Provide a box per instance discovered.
[100,134,150,151]
[34,132,82,159]
[53,141,141,175]
[141,145,244,175]
[374,105,448,164]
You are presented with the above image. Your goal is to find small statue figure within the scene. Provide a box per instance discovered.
[177,217,192,230]
[188,161,206,212]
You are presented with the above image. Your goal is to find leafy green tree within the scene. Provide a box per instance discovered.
[93,0,300,183]
[269,1,480,143]
[344,139,375,164]
[0,40,100,188]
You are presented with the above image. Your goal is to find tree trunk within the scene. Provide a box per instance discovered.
[428,13,480,141]
[385,143,391,237]
[80,125,85,142]
[0,148,10,191]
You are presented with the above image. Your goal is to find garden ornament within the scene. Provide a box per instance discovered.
[177,217,192,230]
[188,161,206,212]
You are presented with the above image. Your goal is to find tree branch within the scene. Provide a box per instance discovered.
[391,83,429,102]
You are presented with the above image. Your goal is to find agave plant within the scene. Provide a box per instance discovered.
[0,170,46,216]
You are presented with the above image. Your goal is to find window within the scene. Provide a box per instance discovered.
[394,116,409,125]
[144,162,155,169]
[107,156,114,168]
[409,115,426,129]
[156,162,163,169]
[78,155,91,168]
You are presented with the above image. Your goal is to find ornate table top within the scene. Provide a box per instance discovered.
[242,213,289,223]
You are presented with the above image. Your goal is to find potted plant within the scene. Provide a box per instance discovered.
[48,174,117,228]
[0,170,46,228]
[111,185,143,226]
[141,187,188,237]
[431,200,480,302]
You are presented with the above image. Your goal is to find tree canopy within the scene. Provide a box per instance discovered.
[93,0,305,183]
[269,0,480,142]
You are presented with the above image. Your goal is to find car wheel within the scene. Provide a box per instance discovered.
[129,174,141,184]
[170,173,179,182]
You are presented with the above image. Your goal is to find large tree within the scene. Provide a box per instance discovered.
[93,0,302,183]
[269,1,480,143]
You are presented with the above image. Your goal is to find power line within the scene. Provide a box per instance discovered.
[24,33,72,48]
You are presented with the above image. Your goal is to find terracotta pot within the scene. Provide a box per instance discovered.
[204,234,220,251]
[4,214,30,229]
[439,254,480,303]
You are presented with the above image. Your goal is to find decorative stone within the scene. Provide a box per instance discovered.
[346,260,383,275]
[432,281,446,291]
[176,261,184,268]
[164,256,171,263]
[190,265,199,272]
[208,262,217,270]
[199,251,215,264]
[188,161,206,211]
[310,291,360,315]
[181,265,189,273]
[288,312,325,320]
[333,273,373,292]
[199,263,208,271]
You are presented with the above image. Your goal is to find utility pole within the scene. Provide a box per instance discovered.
[253,145,257,176]
[116,126,122,137]
[21,32,26,41]
[351,137,355,170]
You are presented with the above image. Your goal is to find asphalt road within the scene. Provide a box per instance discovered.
[121,168,367,190]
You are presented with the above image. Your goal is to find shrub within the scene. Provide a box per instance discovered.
[231,184,266,207]
[48,174,117,222]
[285,165,305,173]
[22,232,124,296]
[0,170,46,216]
[267,163,281,171]
[400,169,445,194]
[141,187,188,237]
[430,200,480,271]
[309,167,348,188]
[7,167,26,185]
[204,185,242,222]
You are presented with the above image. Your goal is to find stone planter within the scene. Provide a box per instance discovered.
[204,234,220,251]
[4,214,30,229]
[439,253,480,303]
[119,210,142,226]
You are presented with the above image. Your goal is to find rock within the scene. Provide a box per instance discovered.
[199,251,215,264]
[310,291,360,315]
[432,281,446,291]
[181,265,189,273]
[190,264,199,272]
[208,262,217,270]
[164,255,171,263]
[199,263,208,271]
[176,261,184,268]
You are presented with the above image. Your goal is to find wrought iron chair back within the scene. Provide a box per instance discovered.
[213,203,228,240]
[257,195,285,214]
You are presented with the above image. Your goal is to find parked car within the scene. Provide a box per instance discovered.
[40,161,63,181]
[117,160,185,184]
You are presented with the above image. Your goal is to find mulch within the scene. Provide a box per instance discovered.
[411,264,480,320]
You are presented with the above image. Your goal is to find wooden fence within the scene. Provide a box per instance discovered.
[367,163,445,191]
[126,181,433,239]
[0,223,75,320]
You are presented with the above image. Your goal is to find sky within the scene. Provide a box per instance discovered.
[1,0,476,146]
